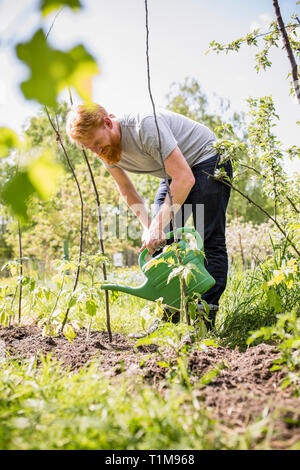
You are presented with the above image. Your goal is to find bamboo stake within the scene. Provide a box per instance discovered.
[45,107,84,331]
[81,148,112,342]
[68,88,112,342]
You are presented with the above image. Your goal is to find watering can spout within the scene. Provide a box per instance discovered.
[101,282,158,302]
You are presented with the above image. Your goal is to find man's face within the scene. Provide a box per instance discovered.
[84,119,122,164]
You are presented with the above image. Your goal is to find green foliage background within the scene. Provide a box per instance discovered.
[0,80,279,264]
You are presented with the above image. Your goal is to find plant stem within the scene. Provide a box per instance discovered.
[238,232,246,267]
[180,273,190,326]
[180,278,184,323]
[45,7,64,40]
[18,222,22,324]
[184,282,190,326]
[47,274,65,326]
[85,317,92,343]
[81,149,112,342]
[9,283,18,326]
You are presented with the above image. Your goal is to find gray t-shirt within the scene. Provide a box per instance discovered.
[103,109,217,178]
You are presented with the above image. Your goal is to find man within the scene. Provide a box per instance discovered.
[66,103,232,331]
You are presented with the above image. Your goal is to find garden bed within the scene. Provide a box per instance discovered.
[0,325,299,449]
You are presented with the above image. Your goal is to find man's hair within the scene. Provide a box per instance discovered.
[66,103,108,146]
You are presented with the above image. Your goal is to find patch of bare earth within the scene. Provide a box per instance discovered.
[0,325,299,449]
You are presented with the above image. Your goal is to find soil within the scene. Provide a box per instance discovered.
[0,325,299,450]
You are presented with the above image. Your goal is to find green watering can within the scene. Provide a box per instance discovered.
[101,227,215,310]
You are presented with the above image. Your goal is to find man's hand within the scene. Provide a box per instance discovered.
[140,227,166,255]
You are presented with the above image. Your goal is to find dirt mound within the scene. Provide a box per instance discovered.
[0,325,299,449]
[188,344,300,448]
[0,325,155,373]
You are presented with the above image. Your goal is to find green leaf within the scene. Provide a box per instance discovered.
[144,257,168,271]
[199,362,226,386]
[281,377,291,389]
[270,365,281,371]
[27,150,64,199]
[68,296,76,309]
[267,288,282,313]
[21,276,30,286]
[246,330,265,345]
[64,323,76,342]
[1,171,36,222]
[16,29,99,107]
[156,361,170,368]
[110,290,119,301]
[188,302,197,321]
[67,45,99,102]
[0,311,9,327]
[86,298,97,317]
[201,299,210,316]
[1,151,64,221]
[0,127,20,158]
[40,0,82,16]
[167,266,183,283]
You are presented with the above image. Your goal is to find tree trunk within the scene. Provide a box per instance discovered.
[273,0,300,105]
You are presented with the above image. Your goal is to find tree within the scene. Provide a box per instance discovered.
[206,1,300,257]
[208,2,300,102]
[165,77,274,224]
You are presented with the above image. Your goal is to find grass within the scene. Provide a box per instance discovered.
[0,355,294,451]
[216,264,300,350]
[0,356,221,450]
[215,267,276,349]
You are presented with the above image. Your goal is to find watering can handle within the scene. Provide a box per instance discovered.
[139,227,203,270]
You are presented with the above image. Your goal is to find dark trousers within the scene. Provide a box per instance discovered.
[152,154,232,306]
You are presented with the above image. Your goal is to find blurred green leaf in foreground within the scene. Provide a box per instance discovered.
[1,150,64,222]
[16,29,99,108]
[0,128,20,159]
[40,0,82,17]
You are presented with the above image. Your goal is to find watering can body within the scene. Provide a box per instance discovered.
[101,227,215,310]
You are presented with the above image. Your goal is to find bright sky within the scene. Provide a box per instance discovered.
[0,0,299,173]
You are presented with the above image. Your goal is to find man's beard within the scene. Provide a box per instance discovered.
[99,144,122,165]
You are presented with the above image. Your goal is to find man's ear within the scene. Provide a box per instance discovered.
[103,116,113,128]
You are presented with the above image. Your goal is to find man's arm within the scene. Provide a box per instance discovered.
[145,146,195,252]
[107,147,195,255]
[106,166,152,230]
